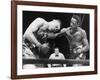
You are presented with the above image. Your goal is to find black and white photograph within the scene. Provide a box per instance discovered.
[22,11,90,69]
[11,1,97,79]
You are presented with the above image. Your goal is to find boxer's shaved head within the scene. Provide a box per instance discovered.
[49,19,61,32]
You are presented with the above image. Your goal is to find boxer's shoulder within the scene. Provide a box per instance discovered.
[34,17,46,23]
[78,27,85,32]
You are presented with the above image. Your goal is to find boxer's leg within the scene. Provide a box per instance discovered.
[22,44,44,69]
[72,53,86,66]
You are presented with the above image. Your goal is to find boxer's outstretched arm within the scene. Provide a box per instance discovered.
[54,28,67,37]
[46,28,67,39]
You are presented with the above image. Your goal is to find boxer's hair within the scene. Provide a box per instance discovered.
[52,19,61,27]
[53,19,61,24]
[49,19,61,31]
[72,15,81,26]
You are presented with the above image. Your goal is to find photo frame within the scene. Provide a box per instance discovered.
[11,0,97,79]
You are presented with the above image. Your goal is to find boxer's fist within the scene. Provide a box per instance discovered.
[39,43,50,54]
[73,46,83,54]
[76,48,82,54]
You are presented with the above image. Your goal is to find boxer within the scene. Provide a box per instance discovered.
[23,17,61,69]
[56,15,89,66]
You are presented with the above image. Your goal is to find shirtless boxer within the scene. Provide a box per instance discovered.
[23,17,61,69]
[56,15,89,66]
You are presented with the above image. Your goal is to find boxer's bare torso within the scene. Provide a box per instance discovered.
[65,27,86,50]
